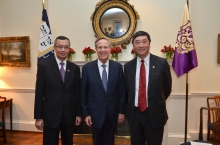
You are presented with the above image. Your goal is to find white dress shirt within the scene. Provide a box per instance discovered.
[134,54,150,107]
[55,57,67,71]
[97,59,109,81]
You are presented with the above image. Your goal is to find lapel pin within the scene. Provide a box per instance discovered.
[67,70,70,72]
[152,66,155,68]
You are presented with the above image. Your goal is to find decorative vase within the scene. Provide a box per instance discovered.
[84,54,92,61]
[133,53,137,58]
[165,52,173,60]
[67,54,72,61]
[111,53,118,61]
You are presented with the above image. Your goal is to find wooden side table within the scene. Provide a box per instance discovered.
[0,98,13,130]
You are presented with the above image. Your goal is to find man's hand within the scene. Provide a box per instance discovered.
[35,119,44,131]
[118,114,125,123]
[75,116,82,126]
[85,116,92,127]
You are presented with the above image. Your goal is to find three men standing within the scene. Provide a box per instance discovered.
[34,31,171,145]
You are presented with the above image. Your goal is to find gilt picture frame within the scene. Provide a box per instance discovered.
[0,36,30,67]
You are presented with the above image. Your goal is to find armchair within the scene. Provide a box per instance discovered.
[199,106,220,145]
[206,96,220,141]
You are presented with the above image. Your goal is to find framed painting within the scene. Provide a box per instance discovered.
[218,34,220,63]
[0,36,30,67]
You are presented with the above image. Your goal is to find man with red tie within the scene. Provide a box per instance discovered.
[124,31,172,145]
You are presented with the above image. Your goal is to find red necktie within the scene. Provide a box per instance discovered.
[138,60,147,112]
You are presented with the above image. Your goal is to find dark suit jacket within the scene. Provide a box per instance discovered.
[124,54,172,128]
[34,58,81,128]
[81,59,126,129]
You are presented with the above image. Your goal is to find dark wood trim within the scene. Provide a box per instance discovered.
[218,34,220,63]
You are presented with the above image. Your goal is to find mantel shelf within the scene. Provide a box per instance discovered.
[71,60,128,67]
[71,60,172,66]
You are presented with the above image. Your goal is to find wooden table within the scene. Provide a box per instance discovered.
[0,98,13,130]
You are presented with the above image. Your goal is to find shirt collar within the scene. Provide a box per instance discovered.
[55,57,67,66]
[97,59,109,67]
[137,53,150,64]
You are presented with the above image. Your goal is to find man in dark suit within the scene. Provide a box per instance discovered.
[81,37,126,145]
[34,36,82,145]
[124,31,172,145]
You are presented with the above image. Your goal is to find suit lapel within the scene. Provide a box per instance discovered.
[50,58,63,83]
[106,60,114,94]
[148,54,156,90]
[130,58,137,97]
[92,60,106,92]
[64,61,71,83]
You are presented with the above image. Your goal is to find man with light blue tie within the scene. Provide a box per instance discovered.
[81,37,126,145]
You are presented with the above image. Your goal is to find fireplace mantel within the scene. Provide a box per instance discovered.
[71,60,172,68]
[72,60,128,68]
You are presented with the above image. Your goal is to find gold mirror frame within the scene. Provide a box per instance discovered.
[91,0,140,49]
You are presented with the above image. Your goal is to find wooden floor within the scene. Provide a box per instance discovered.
[0,130,131,145]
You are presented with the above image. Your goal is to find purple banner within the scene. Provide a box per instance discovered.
[172,4,198,77]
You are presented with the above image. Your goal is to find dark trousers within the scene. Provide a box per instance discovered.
[43,114,74,145]
[91,111,115,145]
[130,107,164,145]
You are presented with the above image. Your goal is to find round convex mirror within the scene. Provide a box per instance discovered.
[100,8,130,38]
[91,0,140,49]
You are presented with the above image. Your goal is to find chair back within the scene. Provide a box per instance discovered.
[207,96,220,108]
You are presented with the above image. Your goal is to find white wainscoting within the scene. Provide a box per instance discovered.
[1,67,219,145]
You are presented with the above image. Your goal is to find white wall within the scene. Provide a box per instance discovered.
[0,0,220,145]
[190,0,220,92]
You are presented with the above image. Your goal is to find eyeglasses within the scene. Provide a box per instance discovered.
[55,45,70,50]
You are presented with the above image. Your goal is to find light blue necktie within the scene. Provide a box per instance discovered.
[60,62,65,82]
[102,64,107,91]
